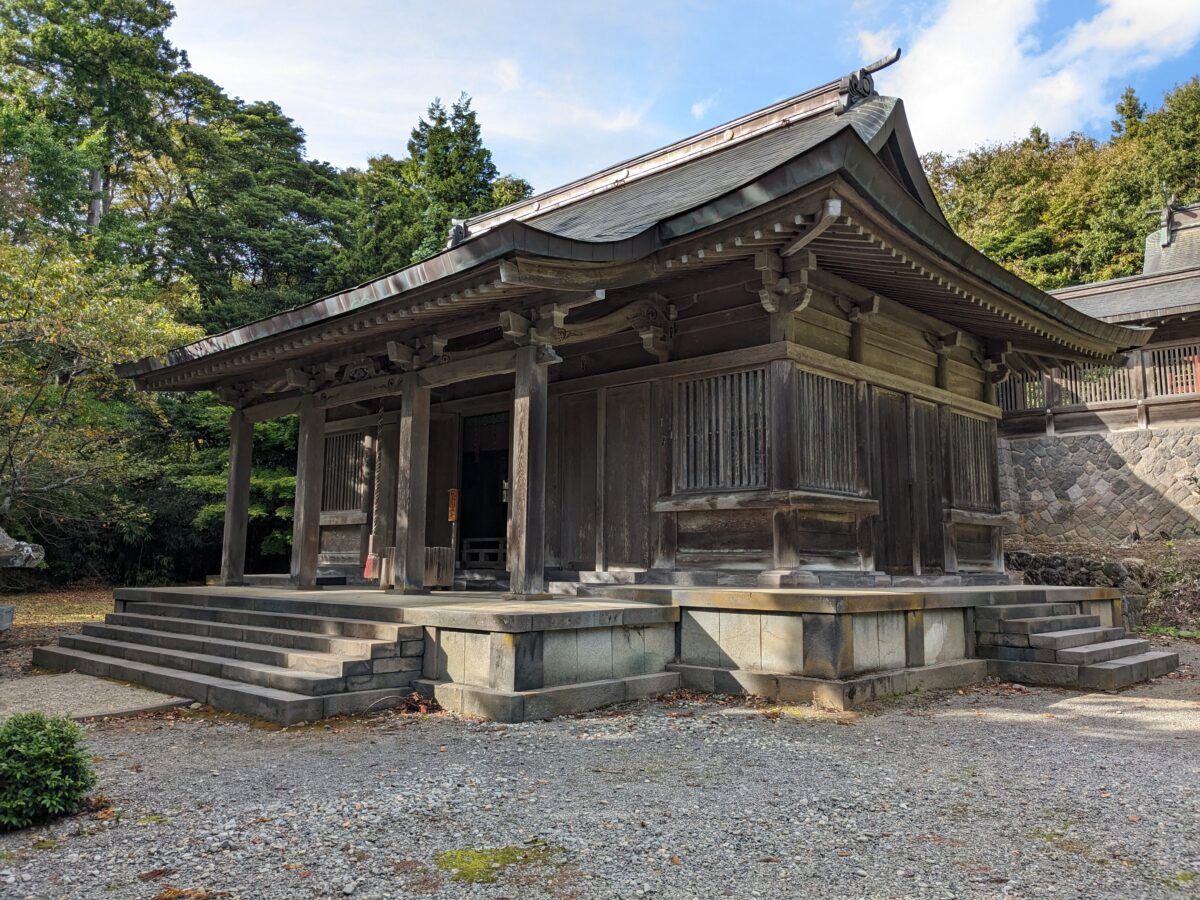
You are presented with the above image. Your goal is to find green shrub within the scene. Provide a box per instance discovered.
[0,713,97,831]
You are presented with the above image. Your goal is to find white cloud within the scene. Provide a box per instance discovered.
[871,0,1200,155]
[690,95,715,120]
[494,58,521,92]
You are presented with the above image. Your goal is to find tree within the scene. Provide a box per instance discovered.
[0,231,201,567]
[1112,86,1147,138]
[337,94,532,282]
[0,0,183,230]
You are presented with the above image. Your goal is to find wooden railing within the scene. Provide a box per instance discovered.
[998,341,1200,434]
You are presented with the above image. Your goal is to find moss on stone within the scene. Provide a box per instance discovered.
[434,842,564,883]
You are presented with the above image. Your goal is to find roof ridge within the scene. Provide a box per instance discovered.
[1051,264,1200,297]
[462,53,903,242]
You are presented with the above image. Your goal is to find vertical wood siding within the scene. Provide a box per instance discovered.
[674,368,767,492]
[796,369,859,494]
[949,413,998,511]
[321,430,368,512]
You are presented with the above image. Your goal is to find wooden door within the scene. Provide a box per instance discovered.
[557,392,598,570]
[603,383,652,570]
[910,399,944,573]
[873,388,913,574]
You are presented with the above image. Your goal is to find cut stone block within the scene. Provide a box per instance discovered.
[760,613,804,675]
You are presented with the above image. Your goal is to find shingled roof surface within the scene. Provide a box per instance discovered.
[1054,267,1200,323]
[521,98,896,242]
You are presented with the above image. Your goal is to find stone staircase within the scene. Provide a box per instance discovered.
[33,589,424,725]
[975,601,1178,690]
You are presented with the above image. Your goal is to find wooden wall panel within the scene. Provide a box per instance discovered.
[557,391,599,570]
[949,412,999,512]
[910,399,944,572]
[603,382,652,569]
[795,369,859,494]
[676,508,772,569]
[872,388,913,574]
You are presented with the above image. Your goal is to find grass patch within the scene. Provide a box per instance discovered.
[434,842,564,884]
[1137,625,1200,641]
[137,814,169,826]
[1165,871,1197,887]
[4,589,111,627]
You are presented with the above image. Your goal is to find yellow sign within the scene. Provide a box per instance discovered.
[447,488,460,523]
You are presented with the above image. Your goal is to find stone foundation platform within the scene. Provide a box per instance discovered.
[32,583,1177,723]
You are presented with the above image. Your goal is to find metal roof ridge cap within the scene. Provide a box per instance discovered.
[465,86,843,235]
[1050,264,1200,296]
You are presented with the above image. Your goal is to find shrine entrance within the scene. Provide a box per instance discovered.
[459,411,510,570]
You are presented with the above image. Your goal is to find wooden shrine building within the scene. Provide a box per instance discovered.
[37,55,1177,724]
[118,53,1146,596]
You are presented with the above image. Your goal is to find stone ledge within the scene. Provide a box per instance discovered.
[413,671,681,722]
[400,602,679,633]
[667,659,988,710]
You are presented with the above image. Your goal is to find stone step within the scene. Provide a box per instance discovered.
[975,602,1081,621]
[59,634,418,696]
[117,588,407,624]
[997,614,1102,635]
[1029,626,1125,650]
[1055,638,1151,666]
[30,645,414,725]
[117,601,415,641]
[105,612,398,657]
[1078,651,1179,691]
[81,623,377,677]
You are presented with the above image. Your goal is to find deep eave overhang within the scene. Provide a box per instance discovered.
[120,102,1144,387]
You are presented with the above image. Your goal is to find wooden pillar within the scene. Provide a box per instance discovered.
[220,408,253,586]
[393,374,431,593]
[290,398,326,588]
[508,344,551,597]
[371,419,400,557]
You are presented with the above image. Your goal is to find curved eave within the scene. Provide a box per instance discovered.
[662,128,1146,357]
[118,221,661,379]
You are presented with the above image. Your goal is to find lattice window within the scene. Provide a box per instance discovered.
[674,368,767,492]
[1057,363,1132,405]
[1148,343,1200,397]
[949,413,998,511]
[322,430,368,512]
[997,373,1046,411]
[796,370,859,494]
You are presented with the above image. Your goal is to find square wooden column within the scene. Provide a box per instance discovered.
[392,373,431,593]
[508,344,552,598]
[219,408,253,586]
[290,397,327,588]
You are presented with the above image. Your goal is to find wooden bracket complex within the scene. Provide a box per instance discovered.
[755,249,814,315]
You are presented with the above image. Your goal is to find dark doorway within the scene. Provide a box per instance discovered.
[459,412,509,568]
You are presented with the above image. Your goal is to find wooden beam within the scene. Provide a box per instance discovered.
[500,254,653,291]
[392,374,431,592]
[243,395,301,423]
[219,408,253,586]
[290,398,326,588]
[507,343,551,597]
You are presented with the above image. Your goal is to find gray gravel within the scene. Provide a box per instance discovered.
[1,637,1197,899]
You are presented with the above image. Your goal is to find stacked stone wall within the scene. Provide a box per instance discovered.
[1000,426,1200,543]
[1006,550,1148,628]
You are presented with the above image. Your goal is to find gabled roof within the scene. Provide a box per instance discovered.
[118,56,1147,386]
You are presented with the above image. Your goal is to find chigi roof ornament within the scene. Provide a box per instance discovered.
[836,48,902,115]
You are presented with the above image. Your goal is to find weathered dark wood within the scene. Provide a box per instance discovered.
[872,388,912,575]
[604,382,652,569]
[290,398,326,587]
[650,378,677,571]
[909,398,944,573]
[393,373,431,592]
[370,419,400,558]
[557,391,598,569]
[219,408,253,586]
[508,344,550,595]
[768,361,796,491]
[652,490,879,514]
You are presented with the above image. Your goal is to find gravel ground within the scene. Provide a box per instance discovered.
[1,638,1197,900]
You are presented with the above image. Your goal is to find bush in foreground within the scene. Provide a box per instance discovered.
[0,712,97,831]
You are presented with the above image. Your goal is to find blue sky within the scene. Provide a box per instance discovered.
[169,0,1200,192]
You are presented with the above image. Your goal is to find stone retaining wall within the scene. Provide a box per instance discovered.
[1006,551,1147,628]
[1000,427,1200,543]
